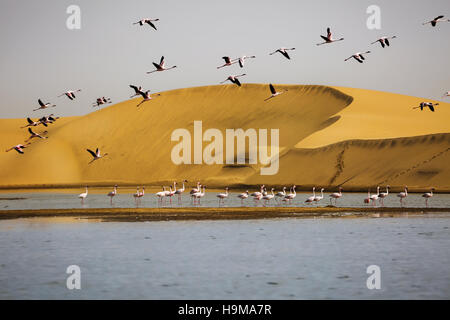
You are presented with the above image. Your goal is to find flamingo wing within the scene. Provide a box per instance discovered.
[429,105,435,112]
[146,20,157,30]
[385,38,390,46]
[280,50,290,60]
[86,149,97,158]
[234,78,242,86]
[222,56,231,63]
[160,56,165,66]
[269,84,276,94]
[38,99,45,107]
[130,85,140,93]
[28,127,34,135]
[320,35,329,41]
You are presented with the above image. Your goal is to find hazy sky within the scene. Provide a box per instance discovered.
[0,0,449,118]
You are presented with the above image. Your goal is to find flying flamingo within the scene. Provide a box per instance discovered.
[93,97,112,107]
[345,51,371,63]
[136,90,161,107]
[284,185,297,204]
[237,190,249,205]
[329,187,343,205]
[174,180,187,203]
[237,55,256,68]
[217,187,229,205]
[305,187,316,204]
[316,27,344,46]
[370,186,380,206]
[21,117,43,128]
[26,128,48,142]
[107,185,117,204]
[262,188,275,206]
[220,74,246,86]
[413,102,439,112]
[129,85,143,98]
[217,56,239,69]
[5,143,31,154]
[371,36,397,48]
[33,99,55,111]
[86,148,108,164]
[133,18,160,30]
[364,190,372,205]
[78,186,88,204]
[58,89,81,100]
[443,91,450,98]
[269,48,296,60]
[423,15,450,27]
[422,188,435,207]
[39,114,59,126]
[314,188,325,203]
[397,186,408,207]
[378,186,390,206]
[147,56,177,74]
[265,84,287,101]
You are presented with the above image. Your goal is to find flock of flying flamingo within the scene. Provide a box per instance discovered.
[77,182,436,208]
[4,12,449,209]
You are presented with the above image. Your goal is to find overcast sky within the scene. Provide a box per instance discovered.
[0,0,449,118]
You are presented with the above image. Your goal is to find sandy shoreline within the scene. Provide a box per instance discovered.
[0,207,449,222]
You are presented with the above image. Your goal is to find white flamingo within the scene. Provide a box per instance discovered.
[262,188,275,206]
[238,55,256,68]
[316,27,344,46]
[378,186,389,206]
[138,186,145,199]
[371,36,397,48]
[133,187,141,205]
[284,185,297,204]
[167,182,176,204]
[217,187,229,205]
[422,188,435,207]
[86,148,108,164]
[133,18,160,30]
[217,56,239,69]
[58,89,81,100]
[370,186,380,206]
[33,99,55,111]
[314,188,325,203]
[5,143,31,154]
[156,186,166,205]
[265,84,287,101]
[269,48,296,60]
[193,185,206,205]
[107,185,117,204]
[26,128,48,141]
[136,90,161,107]
[364,190,372,205]
[147,56,177,74]
[305,187,316,204]
[423,15,450,27]
[345,51,371,64]
[275,187,287,203]
[174,180,187,203]
[78,186,88,204]
[237,190,249,205]
[329,187,343,205]
[220,74,246,87]
[397,186,408,207]
[413,102,439,112]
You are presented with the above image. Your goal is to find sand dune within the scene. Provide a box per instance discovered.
[0,84,449,191]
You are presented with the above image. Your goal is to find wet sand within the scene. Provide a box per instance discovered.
[0,206,449,222]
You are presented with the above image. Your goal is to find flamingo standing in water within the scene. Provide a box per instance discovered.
[166,182,176,204]
[269,48,296,60]
[329,187,343,205]
[275,187,287,203]
[58,89,81,100]
[251,185,265,201]
[397,186,408,207]
[370,186,380,206]
[423,15,450,27]
[345,51,371,64]
[174,180,187,203]
[156,186,166,205]
[262,188,275,206]
[364,190,372,205]
[136,90,161,107]
[147,56,177,74]
[220,74,246,86]
[5,143,31,154]
[33,99,56,111]
[284,185,297,204]
[138,186,145,201]
[314,188,325,203]
[78,186,88,204]
[371,36,397,48]
[422,188,435,207]
[193,185,206,205]
[237,191,249,205]
[133,18,160,30]
[316,27,344,46]
[217,187,229,205]
[378,186,390,206]
[265,84,287,101]
[217,56,239,69]
[107,185,117,204]
[305,187,316,204]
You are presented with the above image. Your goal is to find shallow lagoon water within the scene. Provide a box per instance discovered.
[0,215,449,299]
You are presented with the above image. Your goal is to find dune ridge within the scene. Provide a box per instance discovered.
[1,84,449,191]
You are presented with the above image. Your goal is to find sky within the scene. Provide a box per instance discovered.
[0,0,449,118]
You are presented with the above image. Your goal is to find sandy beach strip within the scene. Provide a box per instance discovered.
[0,207,449,222]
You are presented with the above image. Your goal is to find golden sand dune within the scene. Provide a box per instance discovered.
[0,84,449,191]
